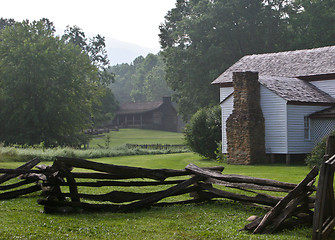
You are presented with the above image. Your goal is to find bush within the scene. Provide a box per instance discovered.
[184,105,221,160]
[305,130,335,167]
[215,141,227,163]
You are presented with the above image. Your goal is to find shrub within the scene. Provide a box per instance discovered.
[184,105,221,160]
[305,130,335,167]
[215,141,227,163]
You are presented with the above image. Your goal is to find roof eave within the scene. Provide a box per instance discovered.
[287,101,335,106]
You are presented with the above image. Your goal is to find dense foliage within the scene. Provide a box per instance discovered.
[184,105,221,159]
[159,0,335,120]
[0,19,117,146]
[110,53,173,103]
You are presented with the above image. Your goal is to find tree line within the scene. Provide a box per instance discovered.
[159,0,335,120]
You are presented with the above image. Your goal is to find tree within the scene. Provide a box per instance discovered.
[159,0,293,120]
[0,19,112,146]
[184,105,221,160]
[0,18,15,31]
[143,59,172,102]
[62,25,115,86]
[289,0,335,49]
[62,25,117,128]
[92,88,118,127]
[110,53,173,103]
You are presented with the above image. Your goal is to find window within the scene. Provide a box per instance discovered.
[304,117,310,140]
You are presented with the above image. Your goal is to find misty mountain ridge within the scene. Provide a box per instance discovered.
[104,36,160,65]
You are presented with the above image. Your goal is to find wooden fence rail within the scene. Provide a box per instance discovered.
[125,144,188,151]
[0,158,44,199]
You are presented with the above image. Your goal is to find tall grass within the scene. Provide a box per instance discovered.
[0,145,189,162]
[0,129,188,162]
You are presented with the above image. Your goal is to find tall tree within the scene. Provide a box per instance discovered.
[289,0,335,49]
[62,25,115,86]
[62,25,117,127]
[0,19,112,146]
[111,53,173,103]
[159,0,293,120]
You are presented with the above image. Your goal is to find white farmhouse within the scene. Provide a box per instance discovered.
[212,46,335,164]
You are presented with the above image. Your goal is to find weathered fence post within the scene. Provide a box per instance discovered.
[312,136,335,240]
[324,135,335,161]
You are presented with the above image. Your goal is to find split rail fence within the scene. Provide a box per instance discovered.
[1,136,335,239]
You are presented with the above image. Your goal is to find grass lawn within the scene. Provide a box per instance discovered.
[89,128,186,148]
[1,152,332,240]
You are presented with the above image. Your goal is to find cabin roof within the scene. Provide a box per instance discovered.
[212,45,335,85]
[259,76,335,105]
[116,101,163,115]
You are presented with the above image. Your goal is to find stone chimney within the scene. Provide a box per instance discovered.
[226,71,266,164]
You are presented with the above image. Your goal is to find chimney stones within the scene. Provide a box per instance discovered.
[226,72,266,164]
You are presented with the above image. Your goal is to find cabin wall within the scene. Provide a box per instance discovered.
[160,103,178,132]
[220,87,234,102]
[220,91,234,153]
[310,80,335,98]
[221,86,288,154]
[260,86,288,154]
[287,105,329,154]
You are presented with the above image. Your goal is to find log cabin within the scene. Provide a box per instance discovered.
[112,97,178,132]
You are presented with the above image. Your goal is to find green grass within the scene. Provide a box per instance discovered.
[1,152,331,240]
[89,128,186,148]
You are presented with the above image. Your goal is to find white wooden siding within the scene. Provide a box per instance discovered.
[221,93,234,153]
[260,86,288,154]
[220,87,234,102]
[310,80,335,98]
[287,105,329,154]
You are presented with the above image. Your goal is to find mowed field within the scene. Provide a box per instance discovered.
[89,128,186,148]
[0,129,333,239]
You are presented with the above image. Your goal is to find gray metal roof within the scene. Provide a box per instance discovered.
[212,45,335,85]
[259,76,335,104]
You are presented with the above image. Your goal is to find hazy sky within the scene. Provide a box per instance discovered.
[1,0,176,49]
